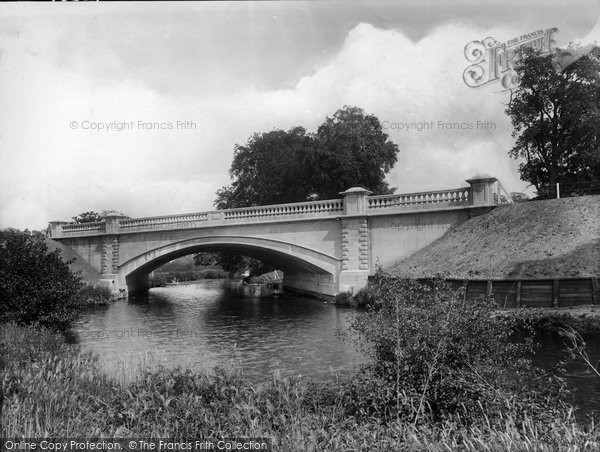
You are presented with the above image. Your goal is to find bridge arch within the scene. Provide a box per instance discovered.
[119,235,341,295]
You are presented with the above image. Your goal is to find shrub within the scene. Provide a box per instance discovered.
[333,291,353,306]
[349,269,568,425]
[353,286,376,308]
[0,229,83,331]
[78,284,113,306]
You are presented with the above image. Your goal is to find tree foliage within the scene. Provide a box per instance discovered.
[215,106,399,209]
[193,252,219,267]
[72,211,102,224]
[0,229,84,330]
[506,45,600,198]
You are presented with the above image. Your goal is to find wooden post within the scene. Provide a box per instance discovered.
[592,278,599,305]
[516,281,522,308]
[486,280,493,301]
[553,279,560,308]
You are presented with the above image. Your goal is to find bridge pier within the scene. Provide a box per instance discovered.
[125,272,150,298]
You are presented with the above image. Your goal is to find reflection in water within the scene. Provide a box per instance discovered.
[74,280,365,381]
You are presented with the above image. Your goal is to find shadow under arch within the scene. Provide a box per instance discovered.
[120,235,340,295]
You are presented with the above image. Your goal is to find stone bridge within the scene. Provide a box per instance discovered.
[47,174,510,298]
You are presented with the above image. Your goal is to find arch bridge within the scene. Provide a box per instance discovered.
[47,175,510,298]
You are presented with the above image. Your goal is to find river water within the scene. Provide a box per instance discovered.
[73,280,600,418]
[74,280,365,381]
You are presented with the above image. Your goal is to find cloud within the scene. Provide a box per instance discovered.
[0,19,558,230]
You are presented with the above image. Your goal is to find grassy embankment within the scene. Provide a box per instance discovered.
[391,195,600,280]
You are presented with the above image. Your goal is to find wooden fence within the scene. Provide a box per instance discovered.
[447,278,599,308]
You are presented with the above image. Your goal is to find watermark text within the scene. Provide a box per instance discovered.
[69,120,198,132]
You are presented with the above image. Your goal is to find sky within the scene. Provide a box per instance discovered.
[1,1,599,230]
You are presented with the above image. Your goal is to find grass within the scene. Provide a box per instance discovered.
[2,323,600,450]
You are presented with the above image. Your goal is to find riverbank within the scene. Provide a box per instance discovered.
[498,304,600,332]
[2,322,600,450]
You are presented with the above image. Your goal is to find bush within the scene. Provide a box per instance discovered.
[0,229,83,331]
[349,269,568,425]
[333,291,353,306]
[353,286,376,308]
[78,284,113,306]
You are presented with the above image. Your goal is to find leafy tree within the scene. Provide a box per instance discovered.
[72,211,102,224]
[0,229,83,330]
[506,45,600,198]
[215,106,399,209]
[215,251,251,276]
[193,252,219,267]
[215,127,315,209]
[309,106,399,199]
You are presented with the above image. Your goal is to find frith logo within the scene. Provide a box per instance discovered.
[463,27,558,89]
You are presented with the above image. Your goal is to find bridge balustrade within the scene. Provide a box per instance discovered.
[48,175,506,239]
[222,199,344,220]
[367,187,471,210]
[60,221,106,234]
[119,213,210,231]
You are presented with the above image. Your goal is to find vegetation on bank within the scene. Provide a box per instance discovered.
[500,306,600,333]
[149,269,229,287]
[2,320,599,450]
[3,268,600,449]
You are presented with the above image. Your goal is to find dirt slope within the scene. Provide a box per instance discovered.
[44,238,102,284]
[390,195,600,279]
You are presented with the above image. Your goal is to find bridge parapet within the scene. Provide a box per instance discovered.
[48,175,507,239]
[61,220,106,234]
[368,187,472,211]
[120,212,210,231]
[222,198,344,220]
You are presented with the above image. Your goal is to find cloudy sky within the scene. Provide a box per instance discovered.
[1,1,599,230]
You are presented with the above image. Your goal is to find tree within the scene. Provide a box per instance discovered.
[72,211,102,224]
[506,45,600,198]
[193,252,219,267]
[309,106,399,199]
[215,106,399,209]
[0,229,83,330]
[215,127,315,209]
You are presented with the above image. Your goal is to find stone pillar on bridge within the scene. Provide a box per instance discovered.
[47,221,68,238]
[338,187,372,294]
[466,173,498,217]
[99,212,128,296]
[466,173,497,206]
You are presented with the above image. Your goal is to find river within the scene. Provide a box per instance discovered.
[74,280,365,382]
[73,280,600,418]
